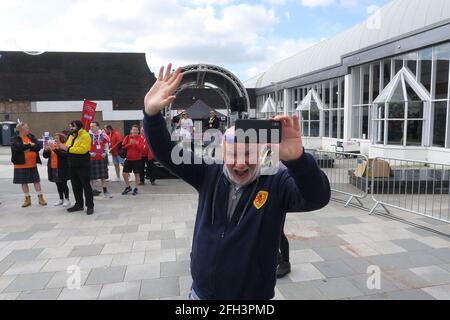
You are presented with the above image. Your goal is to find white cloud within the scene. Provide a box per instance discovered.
[0,0,318,79]
[190,0,236,5]
[244,37,317,78]
[300,0,335,7]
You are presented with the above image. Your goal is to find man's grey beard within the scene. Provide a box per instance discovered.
[223,163,261,188]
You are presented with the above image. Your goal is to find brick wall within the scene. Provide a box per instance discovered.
[0,101,31,114]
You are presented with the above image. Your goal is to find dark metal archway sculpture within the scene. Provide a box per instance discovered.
[169,64,250,126]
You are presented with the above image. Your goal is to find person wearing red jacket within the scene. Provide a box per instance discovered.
[105,125,124,182]
[140,127,156,186]
[121,125,144,195]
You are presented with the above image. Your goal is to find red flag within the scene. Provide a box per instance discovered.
[81,100,97,130]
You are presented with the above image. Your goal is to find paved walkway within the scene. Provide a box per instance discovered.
[0,147,450,300]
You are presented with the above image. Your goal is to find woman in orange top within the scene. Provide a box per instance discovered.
[11,123,47,208]
[43,133,71,207]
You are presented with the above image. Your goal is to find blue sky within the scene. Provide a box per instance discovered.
[0,0,392,80]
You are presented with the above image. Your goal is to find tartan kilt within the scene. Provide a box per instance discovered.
[13,167,40,184]
[90,159,109,180]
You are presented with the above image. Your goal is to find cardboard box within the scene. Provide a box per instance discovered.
[355,159,390,178]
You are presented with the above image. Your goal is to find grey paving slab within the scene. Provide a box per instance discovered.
[46,269,91,289]
[429,248,450,264]
[4,260,48,275]
[340,257,373,274]
[140,277,180,299]
[58,285,102,300]
[41,257,81,272]
[3,272,54,293]
[277,281,325,300]
[161,238,189,250]
[85,266,126,285]
[99,281,141,300]
[17,288,62,300]
[313,260,357,278]
[0,261,14,275]
[345,273,401,295]
[384,269,433,290]
[0,292,20,300]
[387,289,436,300]
[422,284,450,299]
[410,266,450,286]
[311,277,365,299]
[69,244,105,257]
[111,252,145,267]
[1,232,36,241]
[314,246,353,261]
[148,230,176,241]
[0,275,16,293]
[26,224,58,232]
[392,239,437,252]
[160,260,190,277]
[111,225,139,234]
[124,263,160,281]
[367,251,445,271]
[1,248,44,263]
[78,255,113,269]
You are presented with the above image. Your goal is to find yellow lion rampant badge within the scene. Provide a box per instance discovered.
[253,191,269,210]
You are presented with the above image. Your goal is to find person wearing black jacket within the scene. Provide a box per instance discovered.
[143,64,331,300]
[206,111,220,130]
[58,120,94,215]
[43,133,71,207]
[11,122,47,208]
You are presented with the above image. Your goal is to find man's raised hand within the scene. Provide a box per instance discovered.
[273,114,303,162]
[144,63,183,116]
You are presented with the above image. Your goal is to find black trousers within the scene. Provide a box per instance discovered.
[56,181,69,200]
[70,166,94,209]
[278,216,290,263]
[140,157,156,183]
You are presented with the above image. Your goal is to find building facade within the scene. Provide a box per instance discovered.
[246,0,450,163]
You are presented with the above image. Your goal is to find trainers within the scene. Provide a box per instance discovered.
[92,189,101,197]
[122,186,132,195]
[132,188,138,196]
[67,205,84,213]
[54,199,64,206]
[113,177,121,182]
[86,208,94,215]
[276,261,291,279]
[103,192,113,198]
[62,199,71,207]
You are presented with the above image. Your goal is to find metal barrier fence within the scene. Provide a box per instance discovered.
[369,157,450,223]
[306,150,369,207]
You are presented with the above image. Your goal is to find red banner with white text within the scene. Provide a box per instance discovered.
[81,100,97,130]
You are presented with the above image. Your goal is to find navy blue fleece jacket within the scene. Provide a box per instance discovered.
[144,112,331,300]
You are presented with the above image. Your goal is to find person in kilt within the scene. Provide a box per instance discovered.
[89,121,112,198]
[43,133,71,207]
[11,122,47,208]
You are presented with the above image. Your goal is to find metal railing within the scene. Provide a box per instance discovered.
[306,150,369,208]
[369,157,450,223]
